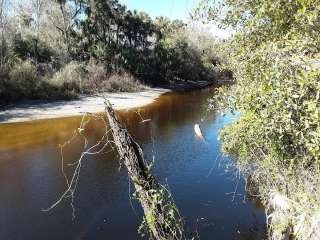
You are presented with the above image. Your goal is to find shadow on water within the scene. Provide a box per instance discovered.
[0,88,266,239]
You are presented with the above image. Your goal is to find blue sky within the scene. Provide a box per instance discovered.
[119,0,198,20]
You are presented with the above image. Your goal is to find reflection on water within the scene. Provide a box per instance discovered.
[0,88,266,239]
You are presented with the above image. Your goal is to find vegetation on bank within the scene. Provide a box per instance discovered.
[197,0,320,239]
[0,0,223,105]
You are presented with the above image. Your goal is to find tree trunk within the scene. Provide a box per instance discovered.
[59,2,70,52]
[105,102,186,240]
[0,0,5,63]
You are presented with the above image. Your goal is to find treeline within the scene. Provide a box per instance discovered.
[0,0,221,104]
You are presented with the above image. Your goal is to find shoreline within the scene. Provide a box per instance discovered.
[0,88,169,124]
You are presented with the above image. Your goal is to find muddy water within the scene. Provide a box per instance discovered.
[0,89,266,239]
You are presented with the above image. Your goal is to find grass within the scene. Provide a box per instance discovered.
[52,61,145,93]
[0,59,145,105]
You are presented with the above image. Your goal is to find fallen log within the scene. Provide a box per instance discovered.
[105,101,186,240]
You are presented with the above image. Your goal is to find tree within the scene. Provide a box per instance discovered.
[0,0,9,64]
[53,0,84,53]
[197,0,320,239]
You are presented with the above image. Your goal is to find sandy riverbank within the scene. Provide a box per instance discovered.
[0,88,169,123]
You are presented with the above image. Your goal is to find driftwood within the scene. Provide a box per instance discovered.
[105,102,185,240]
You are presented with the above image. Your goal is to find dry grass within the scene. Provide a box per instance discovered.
[0,59,145,104]
[50,61,145,94]
[101,73,144,92]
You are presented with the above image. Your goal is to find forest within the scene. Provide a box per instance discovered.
[0,0,222,104]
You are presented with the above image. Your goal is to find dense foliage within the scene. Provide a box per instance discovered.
[0,0,221,104]
[197,0,320,239]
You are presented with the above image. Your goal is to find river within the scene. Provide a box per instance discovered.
[0,88,266,239]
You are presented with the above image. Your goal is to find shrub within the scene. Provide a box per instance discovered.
[201,0,320,238]
[8,60,39,98]
[0,60,79,104]
[0,60,145,105]
[50,62,85,94]
[13,34,55,63]
[0,70,10,104]
[37,80,78,100]
[102,72,144,92]
[85,59,108,91]
[50,61,144,94]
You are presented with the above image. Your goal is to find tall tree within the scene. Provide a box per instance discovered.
[0,0,8,63]
[51,0,84,53]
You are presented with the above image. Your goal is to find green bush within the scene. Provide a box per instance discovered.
[13,34,55,63]
[199,0,320,238]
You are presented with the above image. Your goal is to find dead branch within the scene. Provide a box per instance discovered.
[105,101,186,240]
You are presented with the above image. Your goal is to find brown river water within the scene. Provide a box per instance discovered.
[0,88,266,239]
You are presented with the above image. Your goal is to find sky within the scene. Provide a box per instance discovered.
[119,0,231,39]
[119,0,197,21]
